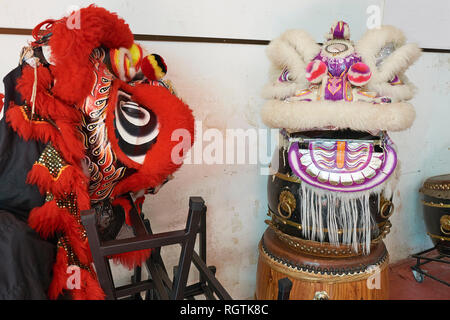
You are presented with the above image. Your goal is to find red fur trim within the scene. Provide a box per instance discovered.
[6,106,84,167]
[26,163,89,198]
[28,200,75,239]
[110,196,152,269]
[111,249,152,270]
[5,104,60,143]
[48,247,105,300]
[28,200,91,264]
[0,93,4,113]
[74,182,91,211]
[71,269,105,300]
[48,247,69,300]
[12,65,86,166]
[82,270,105,300]
[66,235,91,266]
[47,5,133,105]
[107,81,195,196]
[53,120,85,165]
[7,104,85,168]
[135,196,145,214]
[16,65,53,103]
[112,197,132,226]
[16,66,81,123]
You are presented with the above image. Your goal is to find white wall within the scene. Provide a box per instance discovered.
[0,1,449,299]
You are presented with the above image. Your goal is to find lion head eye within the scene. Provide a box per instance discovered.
[114,90,159,164]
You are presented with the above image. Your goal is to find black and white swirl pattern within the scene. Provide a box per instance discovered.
[114,91,159,164]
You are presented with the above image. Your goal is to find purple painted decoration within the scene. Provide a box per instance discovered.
[324,77,344,100]
[288,136,397,192]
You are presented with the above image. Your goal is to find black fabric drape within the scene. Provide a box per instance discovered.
[0,65,46,220]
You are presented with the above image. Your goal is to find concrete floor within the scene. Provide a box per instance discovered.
[389,248,450,300]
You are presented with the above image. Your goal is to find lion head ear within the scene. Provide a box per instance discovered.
[44,5,133,105]
[262,29,321,100]
[356,25,421,101]
[109,42,167,82]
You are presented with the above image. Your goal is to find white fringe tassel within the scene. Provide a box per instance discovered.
[300,183,378,255]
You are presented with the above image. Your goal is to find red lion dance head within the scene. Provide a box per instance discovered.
[5,5,194,299]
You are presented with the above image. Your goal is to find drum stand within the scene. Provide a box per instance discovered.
[410,245,449,286]
[81,196,232,300]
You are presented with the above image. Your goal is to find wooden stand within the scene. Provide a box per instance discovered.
[255,227,390,300]
[81,196,232,300]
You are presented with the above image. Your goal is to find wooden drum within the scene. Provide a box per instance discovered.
[420,174,450,255]
[255,227,389,300]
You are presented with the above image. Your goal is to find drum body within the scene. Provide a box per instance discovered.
[257,130,395,300]
[255,227,389,300]
[420,174,450,255]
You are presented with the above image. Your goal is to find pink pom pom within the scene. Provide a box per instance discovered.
[306,60,328,83]
[347,62,372,86]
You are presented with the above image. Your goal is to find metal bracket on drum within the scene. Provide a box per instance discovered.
[380,198,394,220]
[313,291,330,300]
[278,190,296,219]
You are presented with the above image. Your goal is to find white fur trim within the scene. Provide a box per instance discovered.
[373,43,421,83]
[261,81,299,100]
[276,29,321,65]
[356,25,406,70]
[265,29,320,86]
[262,64,306,100]
[368,74,416,102]
[356,25,422,101]
[261,100,415,132]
